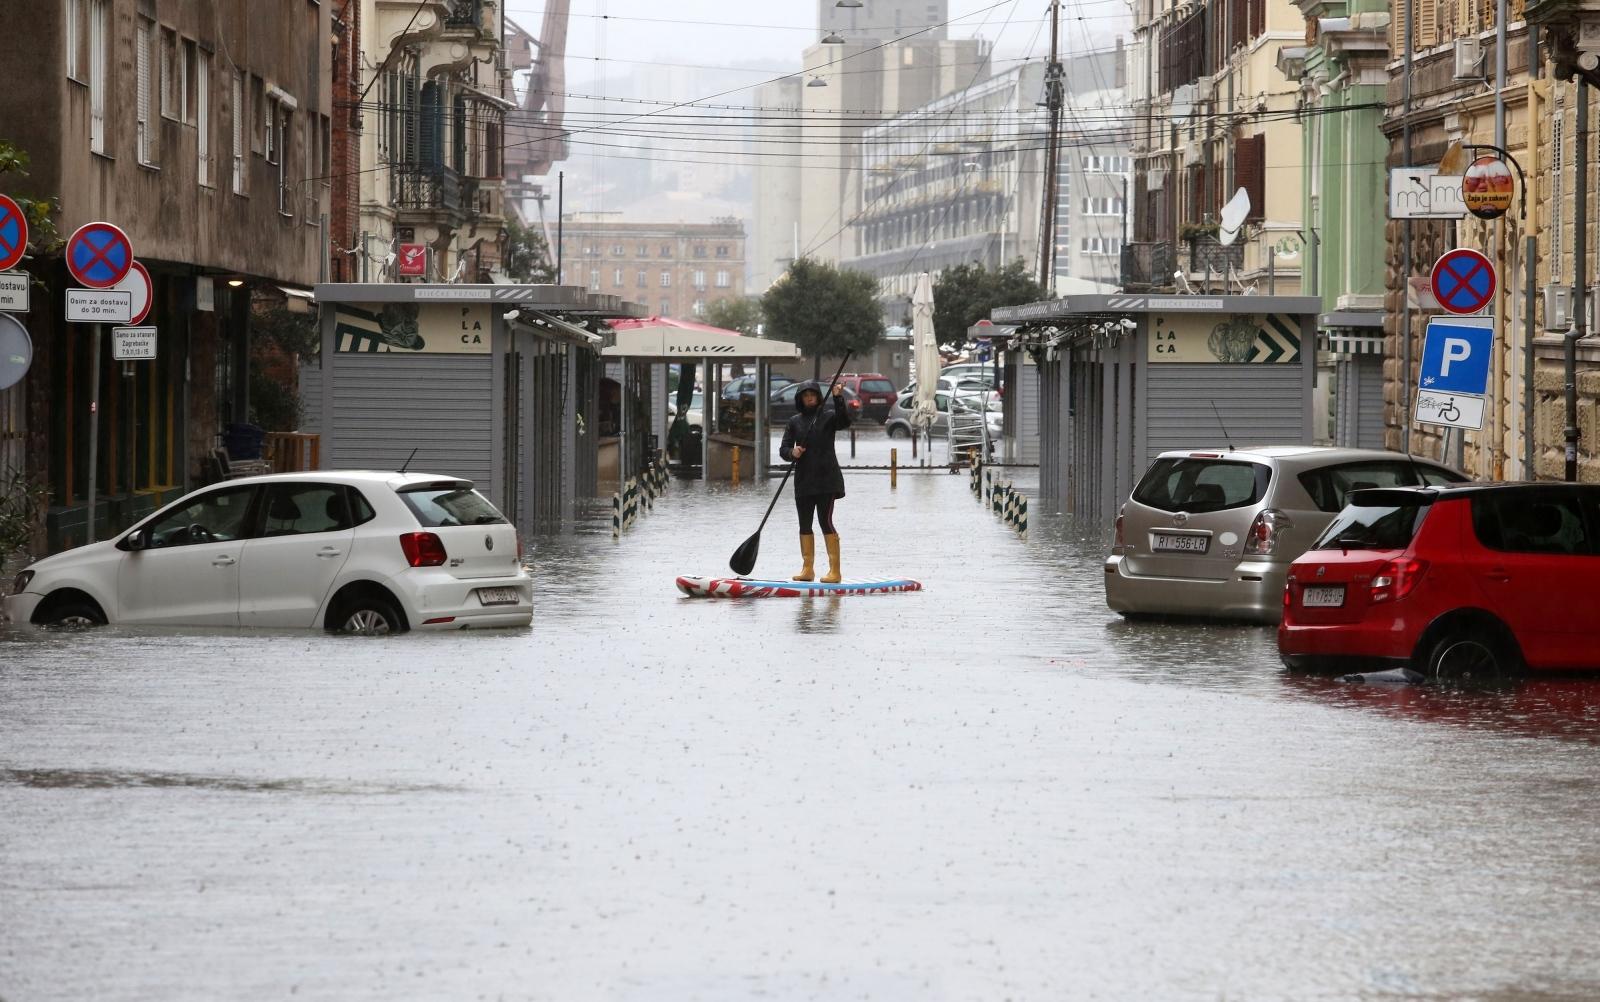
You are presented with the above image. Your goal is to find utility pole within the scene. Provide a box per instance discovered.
[1567,84,1588,482]
[1037,0,1063,290]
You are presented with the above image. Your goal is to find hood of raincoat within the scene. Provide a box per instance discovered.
[794,380,823,414]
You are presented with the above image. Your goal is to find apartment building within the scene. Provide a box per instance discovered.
[557,218,747,321]
[0,0,332,551]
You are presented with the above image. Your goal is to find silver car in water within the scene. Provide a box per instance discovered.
[1104,446,1466,623]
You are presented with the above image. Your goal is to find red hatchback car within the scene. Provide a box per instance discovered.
[1280,483,1600,681]
[839,374,899,423]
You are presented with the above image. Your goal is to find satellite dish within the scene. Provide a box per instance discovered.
[1218,187,1251,246]
[1169,85,1196,124]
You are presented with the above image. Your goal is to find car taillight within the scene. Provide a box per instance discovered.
[1243,509,1291,555]
[399,531,448,567]
[1283,576,1294,610]
[1114,504,1125,548]
[1370,558,1427,603]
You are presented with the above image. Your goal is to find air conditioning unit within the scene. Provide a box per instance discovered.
[1544,285,1572,332]
[1453,36,1483,80]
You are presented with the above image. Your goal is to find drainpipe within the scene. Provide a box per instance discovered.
[1568,83,1589,482]
[1400,0,1414,453]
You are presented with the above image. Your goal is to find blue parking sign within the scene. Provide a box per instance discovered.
[1418,316,1493,395]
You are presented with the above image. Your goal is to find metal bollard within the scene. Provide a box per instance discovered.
[612,491,621,538]
[731,446,740,487]
[850,426,856,459]
[890,448,898,489]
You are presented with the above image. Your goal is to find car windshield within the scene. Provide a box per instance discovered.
[399,484,508,527]
[1131,458,1271,514]
[861,379,894,393]
[1311,503,1430,551]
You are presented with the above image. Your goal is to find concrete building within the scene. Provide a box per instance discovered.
[0,0,332,551]
[354,0,512,283]
[819,0,948,42]
[555,217,747,321]
[1123,0,1306,295]
[751,1,990,290]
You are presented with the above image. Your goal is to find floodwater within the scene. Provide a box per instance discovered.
[5,432,1600,1000]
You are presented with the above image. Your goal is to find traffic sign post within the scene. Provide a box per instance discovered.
[0,194,29,273]
[0,313,31,391]
[65,221,133,289]
[1416,316,1492,431]
[1430,248,1496,316]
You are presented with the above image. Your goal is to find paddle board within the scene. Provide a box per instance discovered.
[676,576,923,598]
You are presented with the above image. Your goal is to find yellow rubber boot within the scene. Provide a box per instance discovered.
[793,534,816,581]
[821,533,842,583]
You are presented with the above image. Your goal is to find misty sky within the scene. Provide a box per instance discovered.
[501,0,1131,96]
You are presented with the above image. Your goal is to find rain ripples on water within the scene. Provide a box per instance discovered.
[4,433,1600,1000]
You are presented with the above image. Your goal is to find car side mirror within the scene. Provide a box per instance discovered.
[122,529,148,551]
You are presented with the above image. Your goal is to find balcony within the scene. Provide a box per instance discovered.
[1119,238,1250,291]
[1120,241,1176,290]
[444,0,484,29]
[392,165,462,215]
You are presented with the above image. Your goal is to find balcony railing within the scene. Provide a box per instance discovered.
[445,0,483,29]
[391,165,461,213]
[1119,237,1247,291]
[1120,241,1176,290]
[1187,236,1245,279]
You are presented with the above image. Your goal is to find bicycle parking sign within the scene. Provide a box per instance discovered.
[1416,316,1491,431]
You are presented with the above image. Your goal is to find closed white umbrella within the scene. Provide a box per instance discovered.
[910,272,939,444]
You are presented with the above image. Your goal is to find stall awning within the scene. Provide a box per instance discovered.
[1319,310,1384,329]
[602,317,800,359]
[515,311,603,348]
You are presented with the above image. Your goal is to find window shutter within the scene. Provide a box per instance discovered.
[232,71,245,193]
[136,22,151,163]
[1237,133,1265,221]
[1418,0,1438,48]
[197,51,210,186]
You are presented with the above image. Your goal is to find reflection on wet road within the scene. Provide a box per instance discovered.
[5,434,1600,1000]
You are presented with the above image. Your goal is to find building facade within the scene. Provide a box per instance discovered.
[1124,0,1307,294]
[0,0,332,551]
[354,0,512,283]
[556,218,747,321]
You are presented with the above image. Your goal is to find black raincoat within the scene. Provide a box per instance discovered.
[779,380,851,499]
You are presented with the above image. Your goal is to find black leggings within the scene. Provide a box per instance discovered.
[796,495,837,535]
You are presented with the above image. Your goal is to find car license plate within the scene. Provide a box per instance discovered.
[476,587,521,607]
[1151,533,1209,554]
[1302,586,1345,608]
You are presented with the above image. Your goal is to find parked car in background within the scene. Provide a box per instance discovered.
[901,375,986,399]
[941,363,999,391]
[1280,483,1600,680]
[4,472,532,634]
[668,391,705,429]
[838,374,899,423]
[1105,447,1466,623]
[884,389,1003,440]
[720,373,795,403]
[768,383,862,424]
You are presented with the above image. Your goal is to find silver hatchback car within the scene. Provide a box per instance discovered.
[1104,446,1466,623]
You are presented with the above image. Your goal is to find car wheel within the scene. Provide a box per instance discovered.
[41,599,106,629]
[1424,628,1515,685]
[333,596,403,636]
[887,424,909,439]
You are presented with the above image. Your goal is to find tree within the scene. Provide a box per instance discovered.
[702,297,763,335]
[931,258,1047,347]
[503,216,556,284]
[761,258,881,376]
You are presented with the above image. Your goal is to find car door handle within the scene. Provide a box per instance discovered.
[212,555,237,567]
[1485,566,1511,582]
[316,547,343,559]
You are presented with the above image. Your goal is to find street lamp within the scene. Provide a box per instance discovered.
[836,0,864,6]
[807,75,828,87]
[821,30,845,43]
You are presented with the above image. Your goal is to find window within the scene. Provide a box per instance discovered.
[692,300,705,316]
[304,113,317,219]
[143,486,258,547]
[1310,502,1432,552]
[661,299,671,315]
[249,75,265,155]
[1297,461,1464,513]
[611,244,624,256]
[716,245,729,257]
[197,50,212,187]
[1082,197,1125,215]
[660,270,671,288]
[589,269,600,290]
[715,270,730,288]
[1080,237,1123,255]
[274,104,293,216]
[692,270,706,290]
[1131,458,1271,514]
[1472,492,1592,555]
[182,39,198,123]
[66,0,82,80]
[260,484,365,536]
[136,19,156,166]
[161,28,179,119]
[637,244,649,257]
[693,245,707,258]
[637,270,647,288]
[231,70,246,194]
[660,244,673,257]
[265,98,278,163]
[397,485,507,527]
[613,268,624,286]
[88,0,107,154]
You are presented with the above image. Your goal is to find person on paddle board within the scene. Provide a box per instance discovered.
[779,379,851,583]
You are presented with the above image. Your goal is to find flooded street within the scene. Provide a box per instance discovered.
[5,433,1600,1000]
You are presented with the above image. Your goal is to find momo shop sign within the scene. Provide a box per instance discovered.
[334,303,490,353]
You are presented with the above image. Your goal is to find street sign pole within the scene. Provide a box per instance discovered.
[86,324,102,543]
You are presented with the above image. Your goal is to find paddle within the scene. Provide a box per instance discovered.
[728,353,852,576]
